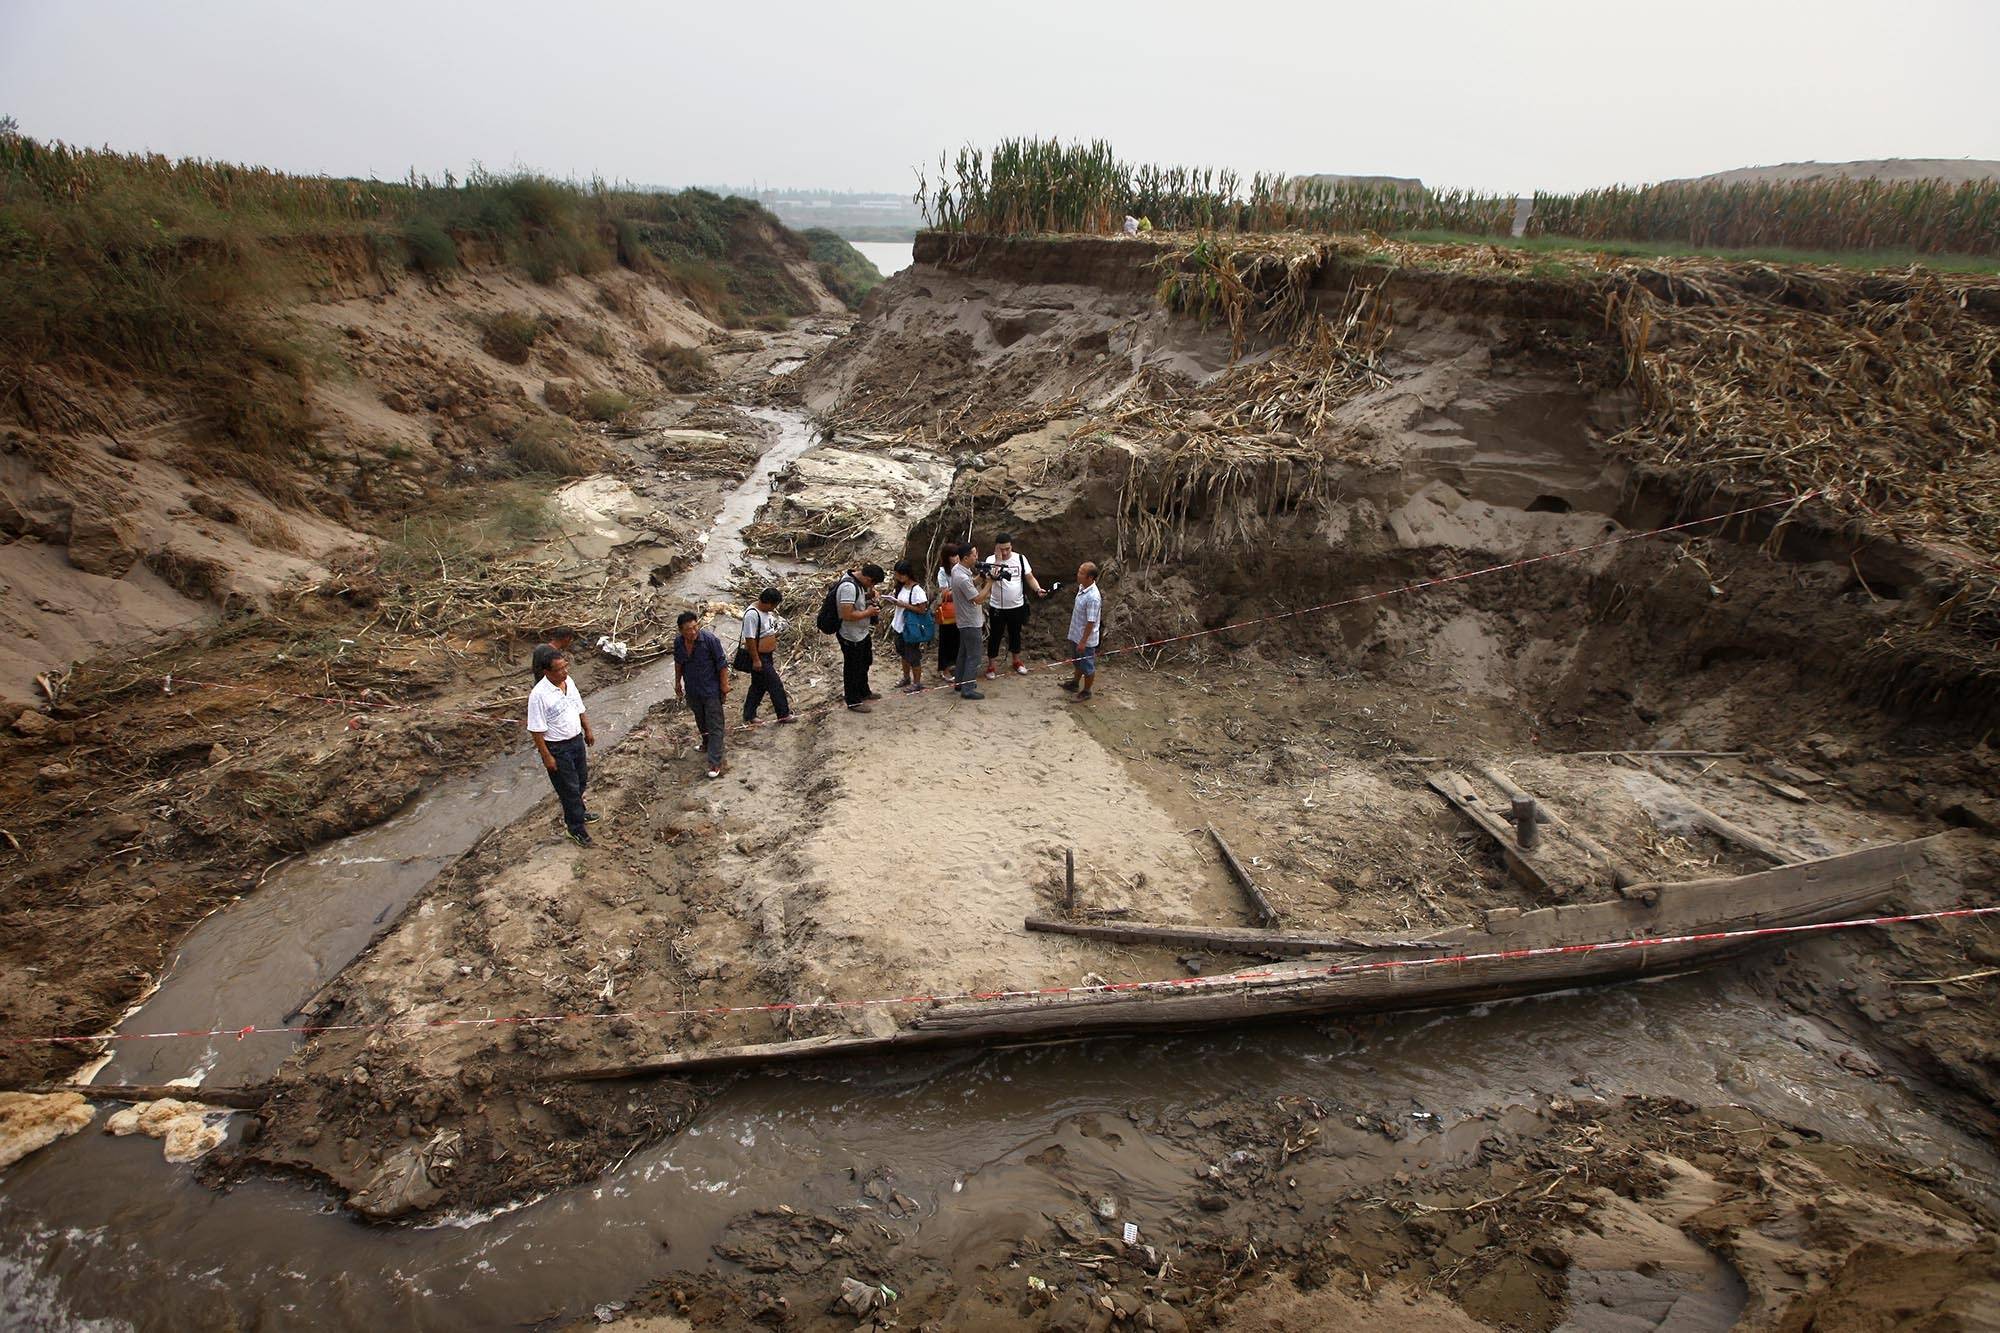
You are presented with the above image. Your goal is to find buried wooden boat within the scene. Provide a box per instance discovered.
[554,834,1960,1080]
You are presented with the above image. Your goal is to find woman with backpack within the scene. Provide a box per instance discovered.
[887,560,934,693]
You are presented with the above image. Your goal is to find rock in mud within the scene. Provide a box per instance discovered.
[66,504,142,577]
[1054,1209,1099,1243]
[543,378,585,415]
[12,709,57,738]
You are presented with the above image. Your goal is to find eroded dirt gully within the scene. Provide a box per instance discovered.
[0,226,849,1091]
[6,232,2000,1331]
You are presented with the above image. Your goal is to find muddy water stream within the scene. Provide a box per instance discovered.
[4,969,1995,1327]
[90,407,821,1092]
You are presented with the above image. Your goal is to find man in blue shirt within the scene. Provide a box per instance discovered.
[673,611,732,778]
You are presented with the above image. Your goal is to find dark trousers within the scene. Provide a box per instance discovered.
[688,693,725,768]
[955,621,986,694]
[545,734,589,834]
[839,635,873,705]
[986,604,1028,659]
[742,661,791,722]
[938,622,960,676]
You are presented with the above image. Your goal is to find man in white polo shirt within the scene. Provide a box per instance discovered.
[982,531,1048,679]
[527,652,597,847]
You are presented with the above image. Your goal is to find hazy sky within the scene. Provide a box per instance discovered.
[4,0,1996,195]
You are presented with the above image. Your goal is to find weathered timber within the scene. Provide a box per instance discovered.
[18,1082,271,1109]
[1643,776,1810,864]
[543,835,1951,1082]
[1023,917,1438,955]
[1565,749,1749,759]
[1427,770,1560,897]
[1474,762,1637,889]
[1208,825,1280,926]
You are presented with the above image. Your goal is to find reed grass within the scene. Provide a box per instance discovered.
[919,138,2000,258]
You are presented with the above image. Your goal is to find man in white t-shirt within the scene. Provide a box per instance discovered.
[527,652,596,846]
[982,531,1048,680]
[1058,561,1102,702]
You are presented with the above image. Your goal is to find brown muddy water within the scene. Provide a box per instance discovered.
[4,968,1996,1328]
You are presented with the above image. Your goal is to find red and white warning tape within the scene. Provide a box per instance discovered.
[9,902,1992,1050]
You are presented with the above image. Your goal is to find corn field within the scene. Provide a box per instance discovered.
[918,138,2000,257]
[1531,178,2000,256]
[917,139,1515,238]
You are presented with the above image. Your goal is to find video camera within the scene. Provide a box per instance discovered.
[973,560,1015,582]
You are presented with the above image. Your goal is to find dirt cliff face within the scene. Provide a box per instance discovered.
[0,226,843,707]
[795,233,2000,741]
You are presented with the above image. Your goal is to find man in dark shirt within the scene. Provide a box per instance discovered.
[532,626,578,681]
[672,611,732,778]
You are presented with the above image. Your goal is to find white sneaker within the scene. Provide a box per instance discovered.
[1014,663,1029,675]
[706,767,721,780]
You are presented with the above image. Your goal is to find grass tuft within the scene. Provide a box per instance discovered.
[580,388,634,422]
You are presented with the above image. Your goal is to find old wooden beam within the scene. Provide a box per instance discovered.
[1023,917,1439,955]
[1427,770,1560,898]
[1684,802,1809,865]
[1208,825,1280,927]
[1475,762,1637,890]
[541,836,1947,1084]
[1561,749,1748,760]
[19,1082,272,1109]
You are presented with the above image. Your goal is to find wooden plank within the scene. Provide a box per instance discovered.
[18,1083,272,1109]
[1208,825,1280,927]
[1642,779,1810,865]
[1474,762,1637,890]
[546,835,1947,1083]
[1562,749,1748,759]
[1427,770,1559,897]
[1023,916,1440,955]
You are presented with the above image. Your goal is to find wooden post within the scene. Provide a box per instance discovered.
[1064,847,1076,915]
[1511,796,1540,849]
[1474,762,1636,890]
[1426,770,1561,898]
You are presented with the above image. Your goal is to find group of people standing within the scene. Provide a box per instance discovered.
[825,534,1101,707]
[524,534,1104,847]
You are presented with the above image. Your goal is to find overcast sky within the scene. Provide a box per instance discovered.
[4,0,1996,196]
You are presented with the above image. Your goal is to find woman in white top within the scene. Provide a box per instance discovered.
[888,560,930,692]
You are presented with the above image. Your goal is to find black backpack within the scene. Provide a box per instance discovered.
[816,575,852,635]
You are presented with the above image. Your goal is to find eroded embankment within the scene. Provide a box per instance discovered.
[803,230,2000,738]
[231,230,2000,1238]
[15,231,1999,1333]
[0,225,849,1089]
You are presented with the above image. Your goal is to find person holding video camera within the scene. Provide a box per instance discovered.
[944,541,991,700]
[981,531,1048,680]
